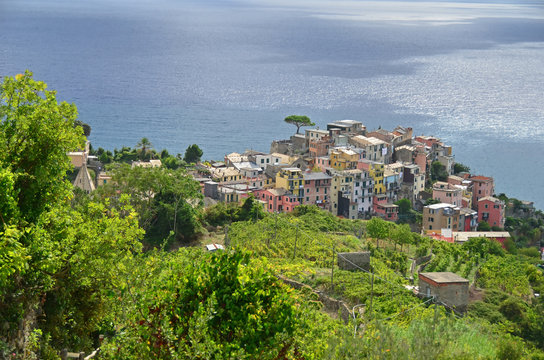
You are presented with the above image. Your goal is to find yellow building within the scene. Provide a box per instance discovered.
[330,148,359,170]
[275,167,304,202]
[210,167,242,183]
[359,160,385,195]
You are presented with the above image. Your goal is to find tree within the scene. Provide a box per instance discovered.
[0,71,85,223]
[431,161,448,182]
[395,198,412,215]
[95,165,203,245]
[74,119,92,137]
[366,217,391,248]
[478,221,492,231]
[453,162,470,174]
[284,115,315,134]
[136,137,153,161]
[391,223,413,251]
[0,72,143,356]
[184,144,203,163]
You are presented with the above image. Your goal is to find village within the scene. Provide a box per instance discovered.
[68,118,537,248]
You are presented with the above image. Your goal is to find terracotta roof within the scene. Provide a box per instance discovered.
[471,176,493,182]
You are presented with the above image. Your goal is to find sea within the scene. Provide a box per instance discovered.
[1,0,543,209]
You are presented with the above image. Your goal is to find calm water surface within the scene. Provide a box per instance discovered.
[1,0,543,208]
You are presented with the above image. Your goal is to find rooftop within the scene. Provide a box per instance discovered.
[303,172,332,181]
[479,196,503,204]
[453,232,511,243]
[471,175,493,182]
[419,272,468,284]
[427,203,460,210]
[332,119,362,125]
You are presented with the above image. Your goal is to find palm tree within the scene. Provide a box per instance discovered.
[136,137,153,160]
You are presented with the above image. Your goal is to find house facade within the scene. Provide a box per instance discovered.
[422,203,461,232]
[302,171,332,209]
[432,181,463,207]
[477,196,505,228]
[471,176,494,211]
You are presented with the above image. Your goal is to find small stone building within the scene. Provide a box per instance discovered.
[419,272,469,312]
[337,252,370,271]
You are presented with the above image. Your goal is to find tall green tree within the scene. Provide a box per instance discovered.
[0,72,143,356]
[0,71,85,223]
[136,137,154,161]
[284,115,315,134]
[184,144,203,163]
[366,217,391,248]
[454,162,470,174]
[430,161,448,182]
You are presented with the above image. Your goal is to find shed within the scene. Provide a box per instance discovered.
[419,272,469,312]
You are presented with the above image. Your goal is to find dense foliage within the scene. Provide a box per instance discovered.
[3,73,544,359]
[94,164,203,246]
[0,73,143,358]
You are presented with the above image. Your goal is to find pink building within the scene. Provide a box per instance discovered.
[315,156,331,172]
[471,176,494,211]
[302,171,332,209]
[477,196,505,228]
[414,149,427,174]
[254,188,300,213]
[447,175,464,186]
[432,181,463,207]
[372,194,399,221]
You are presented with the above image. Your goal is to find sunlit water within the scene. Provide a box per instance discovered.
[1,0,543,208]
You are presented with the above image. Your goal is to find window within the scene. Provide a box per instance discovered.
[316,196,319,201]
[306,197,309,202]
[261,159,264,164]
[306,188,309,193]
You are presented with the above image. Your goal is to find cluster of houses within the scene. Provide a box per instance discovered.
[191,120,517,240]
[68,119,537,247]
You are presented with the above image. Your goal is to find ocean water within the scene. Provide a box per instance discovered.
[1,0,543,208]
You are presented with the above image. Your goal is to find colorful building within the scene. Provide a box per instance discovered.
[373,194,399,221]
[432,181,463,207]
[302,171,332,209]
[470,176,494,211]
[254,188,300,213]
[477,196,505,228]
[358,160,385,196]
[422,203,461,232]
[275,167,305,203]
[309,135,333,158]
[330,147,360,170]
